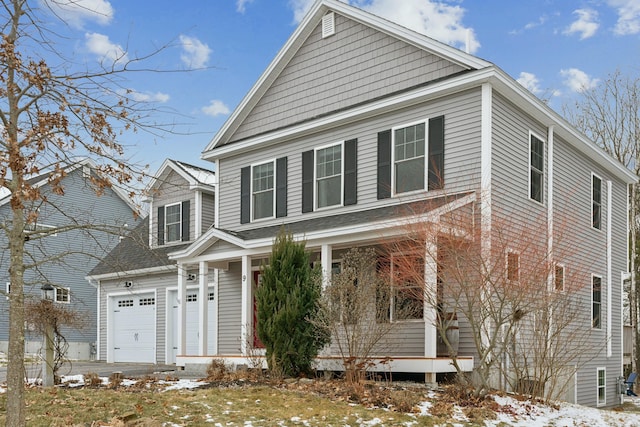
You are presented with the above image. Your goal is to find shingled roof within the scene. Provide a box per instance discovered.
[88,216,189,277]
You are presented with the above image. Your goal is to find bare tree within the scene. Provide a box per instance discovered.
[316,247,408,383]
[385,200,597,399]
[0,1,173,424]
[563,69,640,375]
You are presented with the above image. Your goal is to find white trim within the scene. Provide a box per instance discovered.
[96,282,101,360]
[607,180,612,357]
[148,202,154,247]
[86,265,175,282]
[214,158,220,229]
[54,286,71,304]
[592,274,603,330]
[528,130,545,205]
[591,172,603,231]
[250,159,277,222]
[240,255,251,356]
[198,262,209,356]
[597,367,606,407]
[480,83,492,257]
[314,141,345,210]
[391,119,428,196]
[177,265,187,358]
[547,126,554,291]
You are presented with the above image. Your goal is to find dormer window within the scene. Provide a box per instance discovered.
[157,200,190,245]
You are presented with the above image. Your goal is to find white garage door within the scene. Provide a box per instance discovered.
[168,288,215,364]
[111,293,156,363]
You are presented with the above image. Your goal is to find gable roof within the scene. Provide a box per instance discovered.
[146,159,216,196]
[0,158,140,212]
[202,0,491,155]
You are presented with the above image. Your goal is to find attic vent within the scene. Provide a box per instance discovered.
[322,12,335,38]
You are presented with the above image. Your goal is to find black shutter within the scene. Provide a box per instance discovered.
[276,157,288,218]
[302,150,314,213]
[344,139,357,206]
[377,130,392,199]
[428,115,445,191]
[240,166,251,224]
[157,206,165,246]
[181,200,190,242]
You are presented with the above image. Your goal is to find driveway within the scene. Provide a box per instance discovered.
[0,361,183,383]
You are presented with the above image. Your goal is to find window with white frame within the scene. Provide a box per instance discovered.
[55,287,70,303]
[507,252,519,282]
[593,275,602,329]
[554,264,565,292]
[315,143,343,209]
[592,174,602,230]
[252,161,275,220]
[389,253,424,321]
[529,133,544,203]
[165,202,182,243]
[394,122,425,194]
[597,368,606,406]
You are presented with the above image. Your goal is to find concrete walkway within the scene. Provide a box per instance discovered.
[0,361,187,383]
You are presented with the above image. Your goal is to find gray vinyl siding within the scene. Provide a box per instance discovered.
[231,13,466,143]
[218,89,482,231]
[491,93,626,406]
[0,167,138,346]
[218,262,242,354]
[201,192,215,234]
[152,170,196,247]
[97,271,176,363]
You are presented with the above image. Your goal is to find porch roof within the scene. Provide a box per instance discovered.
[170,191,475,262]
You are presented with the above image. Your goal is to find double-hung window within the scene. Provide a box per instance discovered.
[252,161,275,220]
[165,202,182,243]
[592,174,602,230]
[55,287,70,303]
[529,133,544,203]
[592,275,602,329]
[394,123,425,194]
[315,143,342,209]
[389,253,424,321]
[597,368,606,406]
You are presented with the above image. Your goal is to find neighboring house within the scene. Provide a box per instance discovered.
[92,0,634,408]
[86,159,215,364]
[0,159,140,360]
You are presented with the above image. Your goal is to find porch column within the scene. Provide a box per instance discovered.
[240,255,252,356]
[424,240,438,382]
[177,264,188,357]
[320,244,333,289]
[198,261,209,356]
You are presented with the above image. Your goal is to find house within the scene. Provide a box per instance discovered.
[86,159,215,364]
[94,0,634,408]
[0,159,140,360]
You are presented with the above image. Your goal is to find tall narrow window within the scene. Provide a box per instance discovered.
[554,264,565,292]
[593,275,602,329]
[394,123,425,194]
[530,133,544,203]
[316,144,342,209]
[165,203,182,243]
[390,254,424,321]
[252,161,274,220]
[507,252,519,282]
[597,368,606,406]
[592,174,602,229]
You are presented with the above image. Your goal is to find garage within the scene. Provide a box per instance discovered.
[110,293,156,363]
[168,287,216,364]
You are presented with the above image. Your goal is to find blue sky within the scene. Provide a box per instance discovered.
[38,0,640,173]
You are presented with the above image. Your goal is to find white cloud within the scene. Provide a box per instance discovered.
[85,32,128,64]
[608,0,640,35]
[118,89,170,103]
[202,100,230,117]
[563,9,599,39]
[40,0,114,29]
[179,35,212,69]
[236,0,254,13]
[517,72,542,95]
[352,0,479,53]
[560,68,599,93]
[289,0,316,23]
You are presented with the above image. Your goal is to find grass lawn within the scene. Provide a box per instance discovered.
[0,383,440,426]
